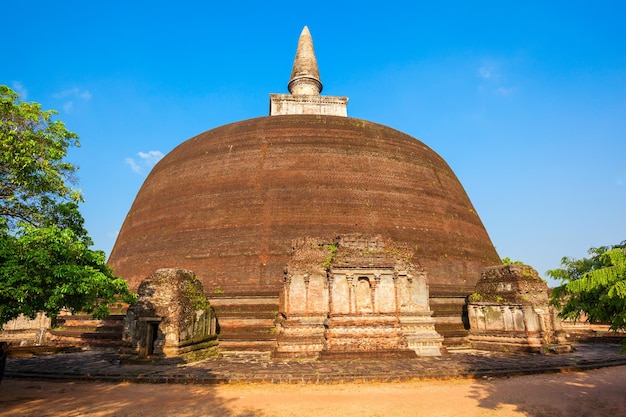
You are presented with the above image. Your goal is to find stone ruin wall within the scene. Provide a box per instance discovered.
[0,313,51,346]
[121,268,218,362]
[467,264,571,353]
[275,234,443,359]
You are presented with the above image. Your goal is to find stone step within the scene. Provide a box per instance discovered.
[431,307,465,317]
[442,335,470,347]
[51,326,123,334]
[209,289,280,298]
[56,314,126,321]
[429,297,468,316]
[54,315,125,329]
[209,294,279,305]
[217,331,277,341]
[220,351,272,360]
[212,303,278,312]
[211,296,280,354]
[218,340,276,353]
[215,310,278,320]
[49,329,122,339]
[49,314,126,348]
[217,317,276,328]
[318,349,417,360]
[434,320,469,347]
[49,333,124,347]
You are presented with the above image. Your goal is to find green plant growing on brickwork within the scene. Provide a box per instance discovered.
[469,293,483,302]
[183,281,211,311]
[322,244,338,269]
[502,257,524,265]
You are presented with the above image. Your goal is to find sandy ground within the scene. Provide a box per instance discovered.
[1,366,625,417]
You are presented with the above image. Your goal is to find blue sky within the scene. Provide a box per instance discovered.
[3,1,625,286]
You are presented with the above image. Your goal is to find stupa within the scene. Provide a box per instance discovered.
[108,27,501,350]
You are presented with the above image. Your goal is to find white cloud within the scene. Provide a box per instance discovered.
[495,86,515,97]
[53,87,92,100]
[125,150,164,174]
[479,65,495,80]
[125,157,142,173]
[138,150,164,166]
[477,60,516,97]
[53,87,92,113]
[12,81,28,99]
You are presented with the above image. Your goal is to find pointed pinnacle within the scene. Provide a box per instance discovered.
[288,26,323,95]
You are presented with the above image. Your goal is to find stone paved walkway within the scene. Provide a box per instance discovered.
[4,342,626,384]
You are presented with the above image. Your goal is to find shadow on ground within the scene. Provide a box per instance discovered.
[0,379,264,417]
[466,360,626,417]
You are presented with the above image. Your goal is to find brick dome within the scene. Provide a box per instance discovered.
[108,115,500,297]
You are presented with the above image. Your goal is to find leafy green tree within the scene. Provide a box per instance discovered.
[0,85,134,326]
[1,86,81,227]
[548,241,626,337]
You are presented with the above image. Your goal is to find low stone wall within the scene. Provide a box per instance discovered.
[467,265,570,353]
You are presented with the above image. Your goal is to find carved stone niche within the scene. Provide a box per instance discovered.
[121,268,218,362]
[467,264,571,353]
[274,234,443,360]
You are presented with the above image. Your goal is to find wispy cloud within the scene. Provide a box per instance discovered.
[12,81,28,99]
[495,86,515,97]
[53,87,92,113]
[53,87,92,100]
[478,65,497,80]
[125,150,164,174]
[478,60,515,97]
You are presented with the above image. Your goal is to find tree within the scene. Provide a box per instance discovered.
[0,86,82,227]
[0,86,134,326]
[548,241,626,340]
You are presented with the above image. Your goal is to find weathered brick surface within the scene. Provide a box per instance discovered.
[122,269,217,360]
[108,115,500,297]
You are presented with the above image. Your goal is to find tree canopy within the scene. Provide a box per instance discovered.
[1,86,82,228]
[548,240,626,337]
[0,86,134,326]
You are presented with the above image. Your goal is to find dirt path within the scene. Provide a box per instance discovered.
[2,366,625,417]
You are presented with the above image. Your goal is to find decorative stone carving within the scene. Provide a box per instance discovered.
[121,269,218,361]
[467,265,571,353]
[270,94,348,116]
[274,235,443,359]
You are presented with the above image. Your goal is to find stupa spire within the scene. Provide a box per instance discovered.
[288,26,323,95]
[269,26,347,116]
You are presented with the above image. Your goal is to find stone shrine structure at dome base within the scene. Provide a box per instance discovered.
[275,235,443,359]
[467,264,572,353]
